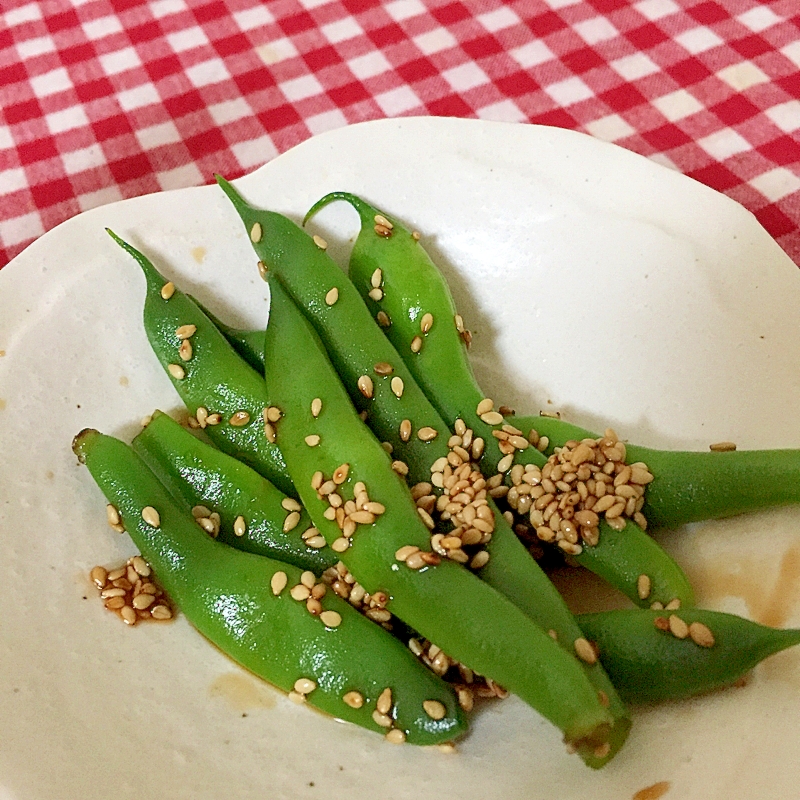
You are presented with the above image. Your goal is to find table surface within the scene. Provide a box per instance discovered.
[1,0,798,269]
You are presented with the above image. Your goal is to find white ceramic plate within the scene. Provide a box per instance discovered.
[2,118,800,800]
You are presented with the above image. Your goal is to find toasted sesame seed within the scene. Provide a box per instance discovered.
[391,460,409,475]
[411,230,421,241]
[309,397,322,418]
[331,537,350,552]
[271,571,287,595]
[480,411,504,426]
[343,691,364,708]
[476,398,494,416]
[150,604,172,620]
[395,545,420,562]
[470,550,490,569]
[90,566,108,587]
[454,314,465,333]
[422,699,447,720]
[168,363,185,380]
[288,691,305,704]
[333,463,350,484]
[574,637,597,664]
[374,214,393,230]
[175,324,197,340]
[325,287,339,306]
[120,605,137,625]
[374,362,393,376]
[206,413,221,425]
[283,511,301,532]
[376,310,391,327]
[105,504,120,527]
[410,335,423,353]
[233,515,246,537]
[131,556,150,577]
[294,677,317,695]
[368,288,384,301]
[377,687,393,715]
[372,709,392,727]
[290,584,311,601]
[257,260,267,280]
[229,410,250,427]
[399,419,412,442]
[313,234,327,249]
[418,427,438,442]
[306,536,327,549]
[250,222,262,243]
[710,441,737,452]
[133,593,155,610]
[665,598,681,610]
[420,313,433,333]
[637,574,652,600]
[374,223,392,238]
[305,434,321,447]
[689,621,715,647]
[141,506,160,528]
[178,339,192,361]
[357,375,374,398]
[389,376,404,398]
[320,610,342,628]
[497,454,514,473]
[161,281,175,300]
[668,614,689,639]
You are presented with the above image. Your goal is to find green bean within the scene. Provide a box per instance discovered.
[73,428,467,744]
[107,230,294,497]
[132,409,335,573]
[514,413,800,528]
[300,193,693,609]
[577,608,800,704]
[259,275,624,766]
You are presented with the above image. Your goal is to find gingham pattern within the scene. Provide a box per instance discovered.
[1,0,798,268]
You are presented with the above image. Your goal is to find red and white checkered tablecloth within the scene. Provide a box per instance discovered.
[1,0,798,269]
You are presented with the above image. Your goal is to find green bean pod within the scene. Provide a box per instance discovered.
[301,193,693,609]
[107,230,294,497]
[132,410,336,573]
[577,608,800,704]
[215,177,634,758]
[191,297,267,374]
[514,413,800,528]
[259,276,625,767]
[72,428,467,744]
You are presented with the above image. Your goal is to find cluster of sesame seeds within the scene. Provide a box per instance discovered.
[187,406,253,430]
[191,504,221,537]
[407,638,506,712]
[373,213,393,238]
[654,614,715,647]
[311,470,385,553]
[272,568,343,628]
[105,503,125,533]
[321,561,393,626]
[263,405,282,443]
[90,557,173,625]
[453,313,472,349]
[288,676,317,704]
[497,428,654,555]
[167,323,199,380]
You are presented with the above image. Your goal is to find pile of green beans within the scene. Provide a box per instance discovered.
[71,186,800,769]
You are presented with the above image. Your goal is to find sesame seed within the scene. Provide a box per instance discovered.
[305,434,321,447]
[290,584,311,601]
[310,397,322,418]
[313,234,327,250]
[395,545,420,562]
[150,605,172,620]
[417,427,438,442]
[372,710,392,727]
[574,637,597,665]
[391,460,409,475]
[325,287,339,306]
[333,463,350,484]
[233,516,246,537]
[257,261,267,280]
[371,269,383,289]
[374,214,393,230]
[390,376,404,398]
[228,411,250,427]
[106,504,121,527]
[271,571,287,595]
[368,288,384,302]
[689,621,715,647]
[141,506,160,528]
[399,419,412,442]
[120,605,137,625]
[179,340,192,361]
[377,687,393,714]
[294,677,317,695]
[637,574,652,600]
[133,593,155,610]
[470,550,490,569]
[420,313,433,333]
[374,362,393,375]
[283,511,301,532]
[331,537,350,552]
[264,422,276,443]
[175,324,197,340]
[206,413,221,425]
[476,398,493,416]
[250,222,262,243]
[311,471,323,490]
[710,441,737,452]
[423,699,446,720]
[374,223,392,237]
[306,536,327,549]
[265,406,282,422]
[410,335,423,353]
[411,230,421,241]
[160,282,175,300]
[288,691,305,704]
[320,610,342,627]
[377,310,391,327]
[343,691,364,708]
[665,598,681,610]
[167,364,185,380]
[668,615,689,639]
[480,411,504,426]
[131,556,150,577]
[357,375,374,398]
[497,454,514,473]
